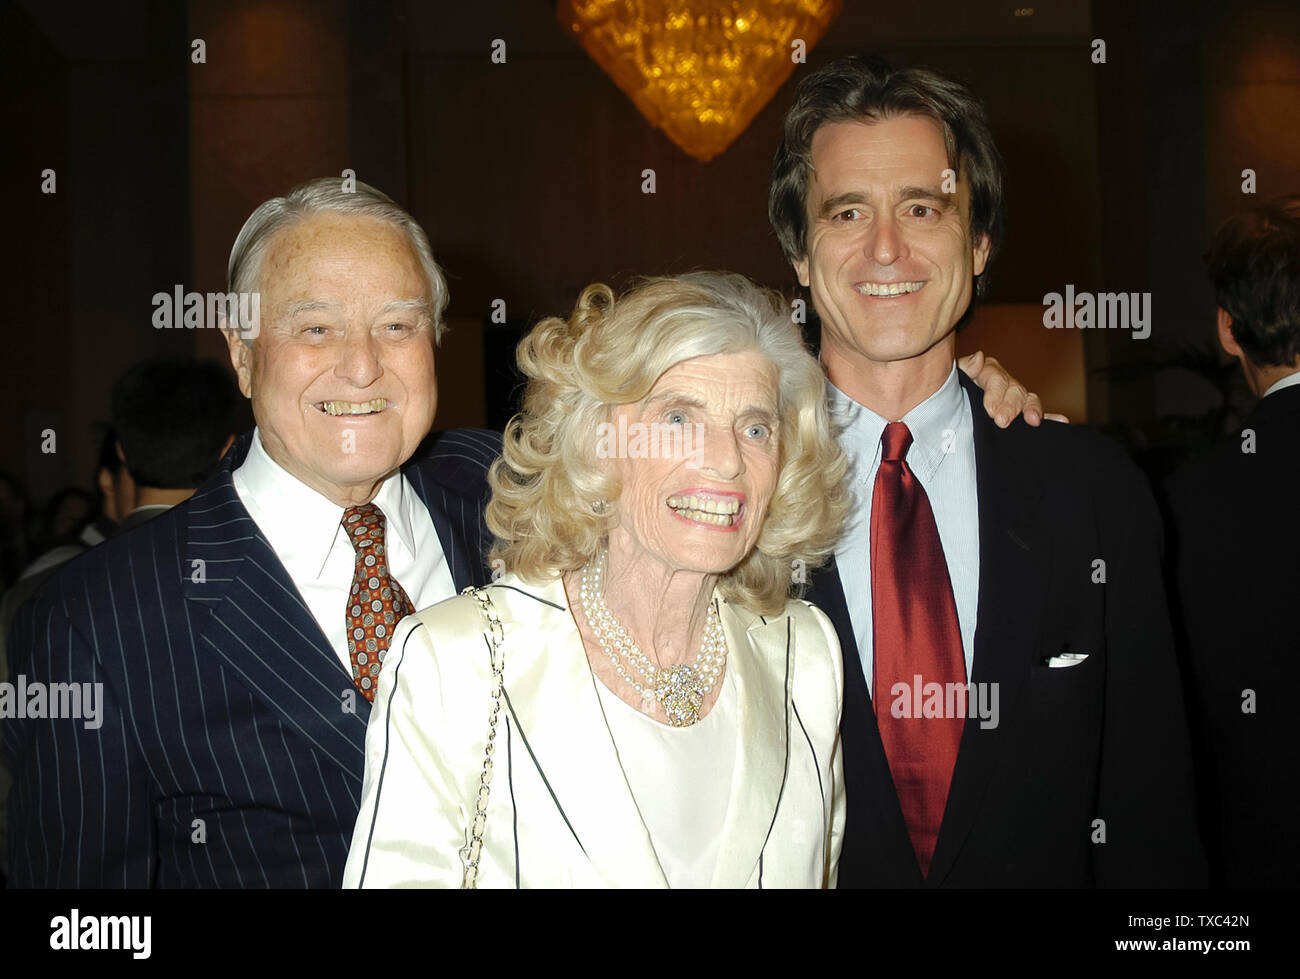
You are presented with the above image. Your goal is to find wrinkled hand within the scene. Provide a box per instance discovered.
[957,350,1069,428]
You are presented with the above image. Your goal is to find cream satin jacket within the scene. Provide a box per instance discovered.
[343,572,845,888]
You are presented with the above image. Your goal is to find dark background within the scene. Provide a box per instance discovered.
[4,0,1298,505]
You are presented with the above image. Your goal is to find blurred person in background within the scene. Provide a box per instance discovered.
[3,358,239,623]
[1164,193,1300,888]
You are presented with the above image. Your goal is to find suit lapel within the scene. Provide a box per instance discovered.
[403,457,477,592]
[493,577,668,888]
[403,428,501,591]
[926,376,1045,884]
[710,602,793,887]
[183,433,370,783]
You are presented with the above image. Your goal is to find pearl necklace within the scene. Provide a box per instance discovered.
[577,548,727,727]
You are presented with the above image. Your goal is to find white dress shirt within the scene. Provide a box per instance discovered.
[232,429,457,675]
[828,364,980,696]
[593,667,737,888]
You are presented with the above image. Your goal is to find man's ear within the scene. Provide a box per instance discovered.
[97,466,118,522]
[1217,307,1243,359]
[793,256,811,288]
[972,232,991,278]
[222,325,254,399]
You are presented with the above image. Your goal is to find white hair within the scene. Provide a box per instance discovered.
[226,176,449,342]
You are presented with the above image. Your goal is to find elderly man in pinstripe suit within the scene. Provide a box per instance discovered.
[3,178,499,887]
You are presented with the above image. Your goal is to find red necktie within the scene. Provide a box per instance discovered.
[343,503,414,702]
[870,421,966,877]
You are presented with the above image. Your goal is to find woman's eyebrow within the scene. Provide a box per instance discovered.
[643,392,706,410]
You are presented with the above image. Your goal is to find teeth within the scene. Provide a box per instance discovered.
[667,495,741,515]
[671,508,735,526]
[666,495,742,525]
[320,398,388,416]
[855,281,925,297]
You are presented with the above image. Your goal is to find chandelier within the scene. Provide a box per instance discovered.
[559,0,843,162]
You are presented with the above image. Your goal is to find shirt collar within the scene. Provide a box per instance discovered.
[237,428,418,579]
[827,363,966,481]
[1262,369,1300,399]
[127,504,173,515]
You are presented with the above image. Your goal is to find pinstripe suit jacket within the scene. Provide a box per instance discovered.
[344,574,845,888]
[3,427,500,887]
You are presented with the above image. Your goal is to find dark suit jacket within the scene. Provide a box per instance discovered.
[0,504,170,884]
[1163,384,1300,888]
[1,508,168,642]
[808,373,1206,887]
[3,428,500,887]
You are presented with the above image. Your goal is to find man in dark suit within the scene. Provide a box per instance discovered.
[4,178,498,886]
[1164,194,1300,888]
[769,55,1205,886]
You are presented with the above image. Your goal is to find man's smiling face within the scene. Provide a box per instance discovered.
[795,114,990,375]
[226,212,438,506]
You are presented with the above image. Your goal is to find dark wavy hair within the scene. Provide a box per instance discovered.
[769,54,1006,298]
[1205,194,1300,368]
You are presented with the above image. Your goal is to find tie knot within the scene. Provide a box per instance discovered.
[881,422,913,463]
[343,503,386,554]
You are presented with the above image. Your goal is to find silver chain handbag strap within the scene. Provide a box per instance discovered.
[460,584,505,889]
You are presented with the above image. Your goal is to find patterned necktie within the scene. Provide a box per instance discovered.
[343,503,414,701]
[870,421,966,878]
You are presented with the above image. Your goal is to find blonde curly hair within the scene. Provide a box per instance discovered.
[487,272,850,616]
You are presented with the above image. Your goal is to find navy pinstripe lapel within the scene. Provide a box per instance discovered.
[402,429,499,591]
[403,465,475,592]
[171,428,497,786]
[182,433,371,782]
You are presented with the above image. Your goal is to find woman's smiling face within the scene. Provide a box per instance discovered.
[607,349,782,577]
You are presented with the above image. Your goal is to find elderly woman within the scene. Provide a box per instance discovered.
[343,271,852,888]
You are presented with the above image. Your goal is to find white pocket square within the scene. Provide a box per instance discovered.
[1045,652,1089,668]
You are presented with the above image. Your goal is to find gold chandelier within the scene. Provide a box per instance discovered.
[559,0,843,162]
